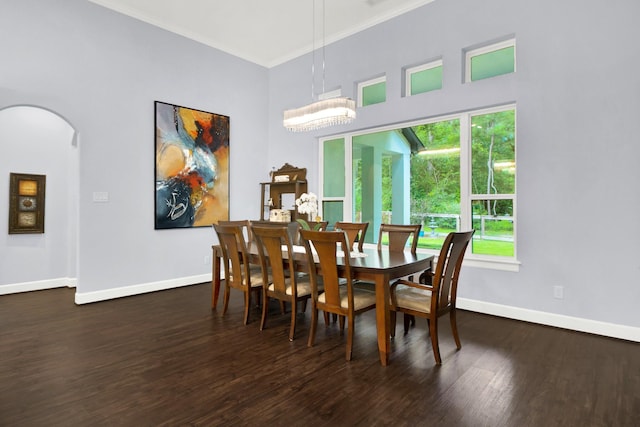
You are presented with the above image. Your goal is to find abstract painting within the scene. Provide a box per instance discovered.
[154,101,229,229]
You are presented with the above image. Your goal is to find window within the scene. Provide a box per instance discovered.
[319,105,517,268]
[321,137,348,226]
[358,76,386,107]
[465,39,515,82]
[469,109,516,257]
[405,59,443,96]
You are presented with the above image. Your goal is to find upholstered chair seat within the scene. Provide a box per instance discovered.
[319,287,376,311]
[391,284,432,313]
[267,273,315,297]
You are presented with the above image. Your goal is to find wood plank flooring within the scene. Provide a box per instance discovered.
[1,283,639,426]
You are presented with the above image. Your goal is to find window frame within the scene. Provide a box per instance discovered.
[318,104,519,272]
[405,59,443,96]
[357,75,387,107]
[465,38,516,83]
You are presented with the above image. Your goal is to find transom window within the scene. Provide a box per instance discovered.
[357,76,386,107]
[405,59,443,96]
[465,39,516,82]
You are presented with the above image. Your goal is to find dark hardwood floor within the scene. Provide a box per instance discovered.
[1,283,638,426]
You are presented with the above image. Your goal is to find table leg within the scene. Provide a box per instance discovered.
[211,246,221,310]
[375,273,391,366]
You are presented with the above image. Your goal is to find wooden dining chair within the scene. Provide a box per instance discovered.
[389,230,475,364]
[213,223,266,325]
[252,224,317,341]
[333,221,369,252]
[217,219,253,244]
[300,229,377,361]
[377,223,422,253]
[217,219,263,284]
[378,223,424,286]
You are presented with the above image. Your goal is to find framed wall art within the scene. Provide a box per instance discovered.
[8,173,46,234]
[154,101,230,229]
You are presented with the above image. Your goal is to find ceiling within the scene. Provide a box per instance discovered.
[88,0,435,68]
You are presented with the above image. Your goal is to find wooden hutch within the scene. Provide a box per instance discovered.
[260,163,307,221]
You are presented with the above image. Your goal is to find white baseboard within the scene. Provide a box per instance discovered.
[3,277,638,343]
[74,274,211,304]
[457,298,640,343]
[0,277,76,295]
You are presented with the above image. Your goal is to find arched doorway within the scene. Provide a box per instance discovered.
[0,105,78,295]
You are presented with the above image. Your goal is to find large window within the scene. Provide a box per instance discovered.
[320,105,517,266]
[469,109,516,257]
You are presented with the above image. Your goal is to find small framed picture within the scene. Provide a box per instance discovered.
[8,173,46,234]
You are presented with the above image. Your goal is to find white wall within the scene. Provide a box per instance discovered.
[267,0,640,336]
[0,106,76,291]
[1,0,269,300]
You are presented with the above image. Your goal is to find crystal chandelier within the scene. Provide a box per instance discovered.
[283,0,356,132]
[283,97,356,132]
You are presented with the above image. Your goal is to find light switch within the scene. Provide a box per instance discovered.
[93,191,109,202]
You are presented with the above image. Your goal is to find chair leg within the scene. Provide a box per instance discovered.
[450,309,461,350]
[254,289,262,308]
[346,316,355,361]
[429,316,442,365]
[260,293,268,331]
[323,311,330,326]
[339,315,345,334]
[403,313,411,335]
[410,315,416,326]
[301,299,308,313]
[308,307,318,347]
[289,299,297,341]
[279,300,286,314]
[243,290,251,325]
[390,310,397,338]
[222,286,231,315]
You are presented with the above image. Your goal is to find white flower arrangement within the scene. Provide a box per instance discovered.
[295,192,318,216]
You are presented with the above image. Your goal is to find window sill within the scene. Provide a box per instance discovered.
[362,243,520,272]
[417,248,520,272]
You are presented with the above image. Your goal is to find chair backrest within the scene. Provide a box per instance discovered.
[300,229,355,313]
[217,219,252,246]
[431,230,475,313]
[285,220,328,245]
[247,220,298,245]
[213,223,252,287]
[377,223,422,253]
[251,224,296,294]
[333,222,369,252]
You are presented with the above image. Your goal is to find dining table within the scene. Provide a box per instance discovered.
[210,242,433,366]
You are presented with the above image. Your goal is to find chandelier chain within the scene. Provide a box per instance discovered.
[322,0,326,95]
[311,0,315,101]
